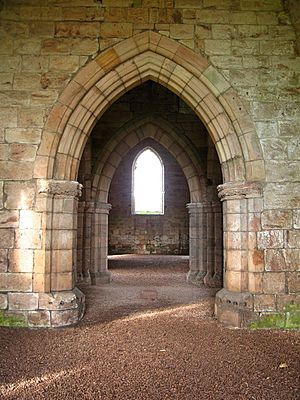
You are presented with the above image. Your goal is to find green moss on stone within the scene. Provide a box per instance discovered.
[249,302,300,329]
[0,311,27,328]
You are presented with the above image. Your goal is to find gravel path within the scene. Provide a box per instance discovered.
[0,255,299,400]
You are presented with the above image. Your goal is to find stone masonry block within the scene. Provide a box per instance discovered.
[265,249,300,272]
[0,249,8,272]
[257,230,284,249]
[19,210,42,230]
[8,293,38,310]
[28,310,50,327]
[101,23,133,39]
[0,273,32,292]
[261,210,292,229]
[254,294,276,312]
[0,210,19,228]
[51,308,79,327]
[8,249,34,273]
[277,294,300,311]
[0,293,7,309]
[286,230,300,249]
[248,272,263,293]
[262,272,285,294]
[0,161,34,180]
[39,291,80,311]
[0,181,3,209]
[15,229,42,250]
[293,210,300,229]
[4,182,36,210]
[170,24,194,39]
[55,22,100,38]
[0,229,14,248]
[287,272,300,293]
[5,128,42,144]
[8,144,37,162]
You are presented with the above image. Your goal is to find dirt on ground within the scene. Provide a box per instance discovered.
[0,255,299,400]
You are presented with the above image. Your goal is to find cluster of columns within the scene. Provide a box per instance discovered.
[187,201,223,288]
[77,200,112,285]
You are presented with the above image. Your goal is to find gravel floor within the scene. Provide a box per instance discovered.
[0,255,299,400]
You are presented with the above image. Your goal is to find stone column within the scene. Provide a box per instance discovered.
[211,201,223,287]
[203,202,215,287]
[186,202,209,284]
[82,201,94,282]
[76,201,85,282]
[90,202,112,285]
[215,181,262,328]
[32,179,85,327]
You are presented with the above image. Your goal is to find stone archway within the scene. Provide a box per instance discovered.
[33,31,265,327]
[77,116,211,285]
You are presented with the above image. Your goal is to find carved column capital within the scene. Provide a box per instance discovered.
[186,201,211,214]
[78,201,86,212]
[38,179,83,198]
[94,202,112,214]
[217,181,262,201]
[85,201,95,213]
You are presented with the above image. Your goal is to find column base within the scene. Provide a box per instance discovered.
[1,287,85,328]
[90,271,112,285]
[215,288,254,328]
[186,270,199,283]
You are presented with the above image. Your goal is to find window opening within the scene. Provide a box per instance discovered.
[132,148,164,215]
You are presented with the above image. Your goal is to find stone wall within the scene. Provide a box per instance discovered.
[108,139,190,255]
[0,0,299,327]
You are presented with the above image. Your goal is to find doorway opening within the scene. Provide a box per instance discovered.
[77,81,223,293]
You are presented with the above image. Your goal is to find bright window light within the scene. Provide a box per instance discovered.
[132,148,164,215]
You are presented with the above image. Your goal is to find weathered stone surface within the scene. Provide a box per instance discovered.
[50,309,80,327]
[15,229,42,250]
[8,293,38,310]
[101,23,132,38]
[28,310,50,327]
[0,249,8,273]
[0,229,14,248]
[257,230,284,250]
[5,128,42,144]
[293,210,300,229]
[254,294,276,312]
[0,293,7,309]
[55,22,100,38]
[0,210,19,228]
[0,273,32,292]
[286,230,300,249]
[265,249,300,271]
[264,183,300,210]
[0,0,299,329]
[261,210,292,229]
[8,249,34,273]
[4,181,35,209]
[263,272,285,294]
[287,272,300,293]
[38,179,82,197]
[170,24,194,39]
[9,144,37,162]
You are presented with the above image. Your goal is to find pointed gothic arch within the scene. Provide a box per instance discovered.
[34,31,266,327]
[37,31,265,184]
[91,116,206,204]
